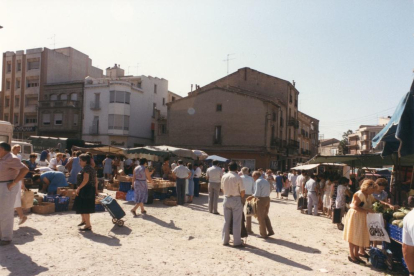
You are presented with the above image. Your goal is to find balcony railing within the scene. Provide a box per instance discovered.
[90,101,101,110]
[301,149,310,155]
[288,117,299,129]
[39,100,80,108]
[288,139,300,149]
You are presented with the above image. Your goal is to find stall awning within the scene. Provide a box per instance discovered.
[206,155,229,162]
[290,164,319,170]
[307,154,414,167]
[72,146,126,156]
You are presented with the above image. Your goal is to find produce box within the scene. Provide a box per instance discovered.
[24,178,33,186]
[163,199,177,206]
[116,191,127,201]
[387,223,402,243]
[113,180,120,187]
[43,195,70,212]
[119,176,132,182]
[31,202,55,214]
[199,182,208,193]
[106,184,118,191]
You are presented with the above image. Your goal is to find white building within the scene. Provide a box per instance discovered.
[82,64,168,147]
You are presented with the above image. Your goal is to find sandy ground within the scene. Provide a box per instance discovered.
[0,190,404,276]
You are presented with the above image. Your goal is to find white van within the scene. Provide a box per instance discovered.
[0,120,13,144]
[12,141,34,160]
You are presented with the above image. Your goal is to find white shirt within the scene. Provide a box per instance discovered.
[206,165,223,183]
[403,209,414,246]
[221,171,245,196]
[253,177,271,197]
[194,167,202,178]
[173,165,190,179]
[241,175,254,195]
[290,174,298,187]
[171,163,177,170]
[48,158,62,169]
[305,179,317,192]
[288,173,293,181]
[335,185,347,208]
[296,175,307,189]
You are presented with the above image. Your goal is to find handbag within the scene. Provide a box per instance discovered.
[80,184,95,199]
[366,213,390,243]
[332,208,342,224]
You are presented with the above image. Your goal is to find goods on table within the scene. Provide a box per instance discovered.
[31,202,55,214]
[150,179,175,189]
[118,175,132,182]
[43,195,70,212]
[116,191,127,201]
[393,212,406,220]
[163,198,177,206]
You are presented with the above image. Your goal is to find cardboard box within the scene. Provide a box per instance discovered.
[31,202,55,214]
[119,176,132,182]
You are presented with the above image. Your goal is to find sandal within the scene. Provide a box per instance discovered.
[356,258,366,265]
[141,210,147,214]
[359,253,369,258]
[79,227,92,231]
[131,210,137,216]
[348,256,359,264]
[77,222,86,226]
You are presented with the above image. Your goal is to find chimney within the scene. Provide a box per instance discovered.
[191,84,193,92]
[292,80,296,87]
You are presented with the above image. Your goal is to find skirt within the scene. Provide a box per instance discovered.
[187,179,194,196]
[134,180,148,204]
[73,194,95,214]
[343,209,370,247]
[323,194,331,208]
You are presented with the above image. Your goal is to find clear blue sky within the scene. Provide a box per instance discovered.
[1,0,413,139]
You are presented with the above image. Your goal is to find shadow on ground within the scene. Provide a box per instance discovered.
[0,244,48,276]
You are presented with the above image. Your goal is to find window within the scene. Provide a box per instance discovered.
[163,98,165,106]
[152,103,157,118]
[42,114,50,125]
[4,114,9,121]
[108,114,129,130]
[108,114,114,129]
[14,97,19,107]
[7,62,11,72]
[154,84,157,94]
[110,91,115,103]
[16,79,21,89]
[159,124,166,134]
[6,80,10,90]
[25,96,37,106]
[25,115,37,124]
[214,126,222,144]
[60,94,67,100]
[50,94,57,101]
[137,82,142,88]
[5,98,10,107]
[290,93,293,103]
[172,96,176,102]
[73,114,78,126]
[54,113,63,125]
[70,93,77,101]
[27,79,39,88]
[116,91,124,103]
[125,92,130,104]
[13,114,19,125]
[216,104,222,112]
[17,61,21,72]
[124,115,129,130]
[272,112,276,121]
[27,59,40,70]
[109,91,130,104]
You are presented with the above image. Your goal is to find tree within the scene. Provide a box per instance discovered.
[338,129,353,155]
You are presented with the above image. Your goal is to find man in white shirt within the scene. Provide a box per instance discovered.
[193,164,202,197]
[206,160,223,214]
[289,170,298,201]
[251,171,274,238]
[172,160,191,205]
[295,171,307,198]
[304,174,319,216]
[221,162,245,247]
[240,167,254,233]
[403,209,414,275]
[48,153,63,170]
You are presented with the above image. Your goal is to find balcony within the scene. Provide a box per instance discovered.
[89,125,99,135]
[90,101,101,110]
[288,117,299,129]
[288,139,299,149]
[39,100,80,108]
[301,149,310,155]
[271,137,281,147]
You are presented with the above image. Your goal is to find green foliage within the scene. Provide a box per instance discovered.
[338,129,353,155]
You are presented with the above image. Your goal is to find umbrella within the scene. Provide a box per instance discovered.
[372,80,414,157]
[206,155,229,162]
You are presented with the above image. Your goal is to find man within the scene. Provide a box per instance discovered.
[240,167,254,233]
[250,171,274,238]
[0,142,29,246]
[172,160,191,205]
[193,164,202,197]
[162,159,171,180]
[304,174,319,216]
[296,170,307,198]
[289,170,298,201]
[33,170,68,194]
[48,153,63,170]
[403,208,414,276]
[221,162,245,247]
[124,158,133,175]
[206,160,223,214]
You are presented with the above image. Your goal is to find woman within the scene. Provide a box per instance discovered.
[162,159,171,180]
[103,155,113,180]
[323,175,333,218]
[38,150,49,166]
[33,170,69,194]
[186,163,194,203]
[265,169,275,192]
[335,177,352,227]
[343,179,398,264]
[67,151,82,185]
[275,171,285,199]
[131,158,153,216]
[25,153,38,179]
[73,154,97,231]
[373,178,388,202]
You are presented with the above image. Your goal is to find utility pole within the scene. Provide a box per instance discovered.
[223,54,235,76]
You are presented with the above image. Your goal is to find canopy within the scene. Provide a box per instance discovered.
[126,145,208,160]
[290,164,319,170]
[372,80,414,157]
[206,155,229,162]
[307,154,414,167]
[72,145,126,156]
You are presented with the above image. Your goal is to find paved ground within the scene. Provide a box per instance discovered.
[0,190,405,276]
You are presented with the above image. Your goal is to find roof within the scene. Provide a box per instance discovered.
[298,111,319,123]
[320,138,340,146]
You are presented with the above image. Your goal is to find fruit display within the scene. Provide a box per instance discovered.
[373,202,411,228]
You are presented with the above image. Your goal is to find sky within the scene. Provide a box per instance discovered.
[1,0,413,140]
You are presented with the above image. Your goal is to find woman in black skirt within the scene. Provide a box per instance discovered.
[73,154,97,231]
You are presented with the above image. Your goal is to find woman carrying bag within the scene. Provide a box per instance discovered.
[73,154,97,231]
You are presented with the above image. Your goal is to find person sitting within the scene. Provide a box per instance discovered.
[48,153,63,170]
[25,153,38,179]
[33,171,68,195]
[61,155,68,166]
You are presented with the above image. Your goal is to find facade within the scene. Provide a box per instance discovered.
[297,111,319,161]
[168,91,182,103]
[156,68,319,170]
[37,81,84,138]
[347,117,390,155]
[319,138,340,156]
[1,47,102,139]
[82,64,168,147]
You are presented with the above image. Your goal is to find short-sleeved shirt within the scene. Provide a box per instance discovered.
[253,177,271,197]
[305,179,317,192]
[372,191,388,202]
[48,158,62,169]
[241,175,255,195]
[296,175,307,189]
[221,171,245,196]
[194,167,202,178]
[403,209,414,246]
[173,165,190,179]
[206,166,223,183]
[0,152,26,182]
[40,171,68,193]
[290,174,298,186]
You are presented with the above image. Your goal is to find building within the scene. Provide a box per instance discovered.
[37,81,84,138]
[319,138,340,156]
[297,111,319,161]
[168,91,182,103]
[1,47,103,139]
[156,67,319,170]
[82,64,168,147]
[347,117,390,155]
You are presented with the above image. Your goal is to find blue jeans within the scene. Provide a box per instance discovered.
[193,178,200,197]
[292,186,297,200]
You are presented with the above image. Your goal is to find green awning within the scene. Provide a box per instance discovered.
[307,154,414,167]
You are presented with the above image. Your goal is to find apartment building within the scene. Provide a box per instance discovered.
[82,64,168,147]
[297,111,319,161]
[319,138,341,156]
[1,47,102,139]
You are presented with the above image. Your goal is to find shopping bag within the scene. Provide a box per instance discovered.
[21,190,34,209]
[245,198,256,217]
[126,190,135,202]
[366,213,390,243]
